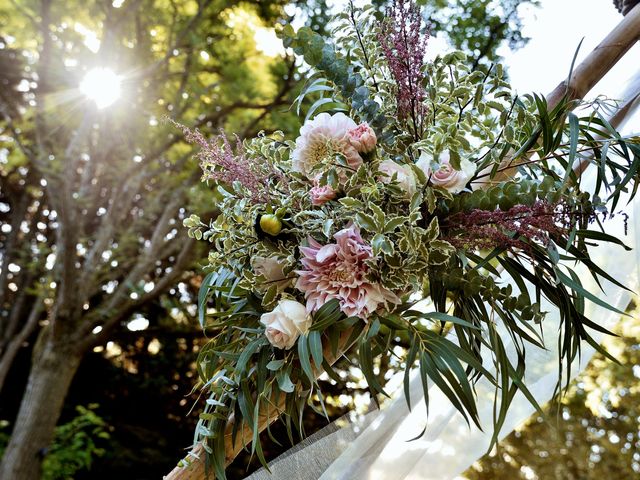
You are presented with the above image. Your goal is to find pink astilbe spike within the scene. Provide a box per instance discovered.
[174,121,284,204]
[443,200,583,252]
[378,0,429,135]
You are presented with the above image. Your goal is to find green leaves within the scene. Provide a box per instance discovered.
[554,267,628,317]
[266,359,285,371]
[565,112,580,182]
[236,338,264,377]
[355,211,377,232]
[408,328,485,429]
[372,234,394,256]
[278,26,388,132]
[310,298,343,331]
[197,271,216,329]
[414,311,481,330]
[308,331,324,370]
[276,369,295,393]
[358,335,389,400]
[298,334,316,385]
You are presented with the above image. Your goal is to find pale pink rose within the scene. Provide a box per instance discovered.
[252,256,292,292]
[347,122,377,153]
[295,225,400,319]
[378,159,416,199]
[416,151,476,194]
[310,183,337,206]
[291,113,363,180]
[260,299,311,350]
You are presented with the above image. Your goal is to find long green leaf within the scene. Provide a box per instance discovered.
[298,334,315,385]
[554,267,628,316]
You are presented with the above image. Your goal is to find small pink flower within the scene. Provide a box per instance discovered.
[347,122,377,153]
[310,183,337,206]
[295,225,400,319]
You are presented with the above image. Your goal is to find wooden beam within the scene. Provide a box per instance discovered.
[547,3,640,109]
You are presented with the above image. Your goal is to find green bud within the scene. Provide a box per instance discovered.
[259,214,282,236]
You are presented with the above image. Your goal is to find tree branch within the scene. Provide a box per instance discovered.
[74,237,196,352]
[242,57,297,138]
[0,296,43,391]
[130,0,215,80]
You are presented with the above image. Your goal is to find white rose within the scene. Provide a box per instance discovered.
[417,151,476,194]
[378,159,416,199]
[260,299,312,350]
[252,256,292,292]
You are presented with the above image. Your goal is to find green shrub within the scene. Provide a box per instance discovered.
[1,404,111,480]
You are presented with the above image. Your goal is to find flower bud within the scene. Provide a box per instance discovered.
[310,183,337,206]
[347,122,377,154]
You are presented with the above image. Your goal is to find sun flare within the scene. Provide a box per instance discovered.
[79,67,122,109]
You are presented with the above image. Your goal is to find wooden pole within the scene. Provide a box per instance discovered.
[493,3,640,181]
[165,5,640,479]
[164,329,357,479]
[547,3,640,109]
[573,68,640,178]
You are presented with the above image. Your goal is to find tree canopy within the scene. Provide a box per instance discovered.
[0,0,324,477]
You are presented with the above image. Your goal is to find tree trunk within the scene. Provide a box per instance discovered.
[0,334,82,480]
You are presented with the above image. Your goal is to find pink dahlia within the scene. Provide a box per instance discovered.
[295,225,400,319]
[291,113,363,180]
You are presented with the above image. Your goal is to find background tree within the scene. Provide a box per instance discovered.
[416,0,540,69]
[0,0,332,477]
[464,306,640,479]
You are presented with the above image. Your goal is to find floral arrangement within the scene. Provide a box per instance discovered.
[180,1,639,476]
